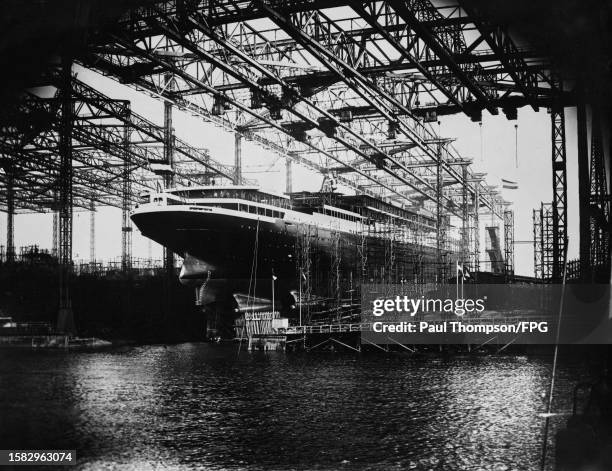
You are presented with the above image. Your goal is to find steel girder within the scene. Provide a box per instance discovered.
[80,2,511,220]
[110,0,555,104]
[0,74,240,213]
[589,109,610,271]
[93,30,450,210]
[550,101,567,281]
[68,74,239,181]
[503,209,514,277]
[369,0,497,115]
[459,0,544,111]
[533,207,542,279]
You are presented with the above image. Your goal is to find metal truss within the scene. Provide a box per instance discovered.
[533,207,542,280]
[74,0,552,221]
[589,108,610,273]
[0,69,241,214]
[540,202,554,281]
[58,57,73,315]
[1,0,568,278]
[472,177,480,272]
[550,89,567,281]
[503,208,514,277]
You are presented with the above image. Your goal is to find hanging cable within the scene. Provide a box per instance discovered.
[479,121,483,162]
[240,218,260,356]
[247,218,260,313]
[515,124,519,168]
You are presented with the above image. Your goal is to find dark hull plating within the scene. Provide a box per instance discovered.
[132,209,448,309]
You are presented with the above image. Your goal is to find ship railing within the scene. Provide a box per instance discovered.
[285,314,555,335]
[285,323,373,335]
[0,322,54,336]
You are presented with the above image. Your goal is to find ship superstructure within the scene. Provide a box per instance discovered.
[131,185,462,322]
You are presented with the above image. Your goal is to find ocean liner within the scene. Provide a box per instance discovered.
[131,185,460,320]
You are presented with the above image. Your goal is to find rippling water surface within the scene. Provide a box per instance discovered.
[0,344,591,470]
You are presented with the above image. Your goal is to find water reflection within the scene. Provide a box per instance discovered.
[0,345,589,470]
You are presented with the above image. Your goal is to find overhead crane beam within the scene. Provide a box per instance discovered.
[79,55,391,204]
[249,3,470,171]
[74,0,523,222]
[384,0,497,116]
[351,2,478,116]
[124,1,553,108]
[459,0,545,110]
[206,4,502,215]
[152,9,444,202]
[102,28,456,214]
[69,76,237,182]
[146,5,490,216]
[20,92,217,192]
[0,144,148,210]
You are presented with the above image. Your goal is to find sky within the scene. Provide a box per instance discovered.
[1,66,584,276]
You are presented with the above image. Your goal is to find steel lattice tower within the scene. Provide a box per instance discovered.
[57,56,75,334]
[503,209,515,278]
[121,120,133,272]
[550,97,567,281]
[589,108,610,275]
[533,208,543,280]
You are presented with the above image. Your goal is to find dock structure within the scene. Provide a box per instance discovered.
[0,1,609,340]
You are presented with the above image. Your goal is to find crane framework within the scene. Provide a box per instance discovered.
[1,0,576,269]
[79,0,566,213]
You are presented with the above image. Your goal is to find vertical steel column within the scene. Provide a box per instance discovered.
[576,101,591,278]
[503,209,514,278]
[285,158,293,194]
[473,183,480,273]
[121,121,132,272]
[89,198,95,263]
[541,203,554,280]
[163,73,175,190]
[163,72,174,276]
[6,167,14,262]
[436,143,443,282]
[57,56,75,334]
[589,107,610,275]
[461,165,469,264]
[52,208,58,258]
[550,101,567,281]
[234,133,242,185]
[533,208,543,279]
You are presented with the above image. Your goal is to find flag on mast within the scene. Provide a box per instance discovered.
[501,178,519,190]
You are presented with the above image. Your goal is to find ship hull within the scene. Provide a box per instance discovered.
[131,207,445,311]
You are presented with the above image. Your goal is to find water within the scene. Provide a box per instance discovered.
[0,344,592,470]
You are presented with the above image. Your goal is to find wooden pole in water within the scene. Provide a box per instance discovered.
[540,244,569,470]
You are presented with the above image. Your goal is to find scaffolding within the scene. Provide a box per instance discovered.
[589,108,610,276]
[550,97,568,281]
[330,229,342,320]
[1,1,561,338]
[503,209,515,278]
[121,121,133,272]
[57,57,75,334]
[89,199,95,263]
[540,203,555,281]
[461,165,470,265]
[533,208,543,279]
[295,223,314,325]
[473,183,481,274]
